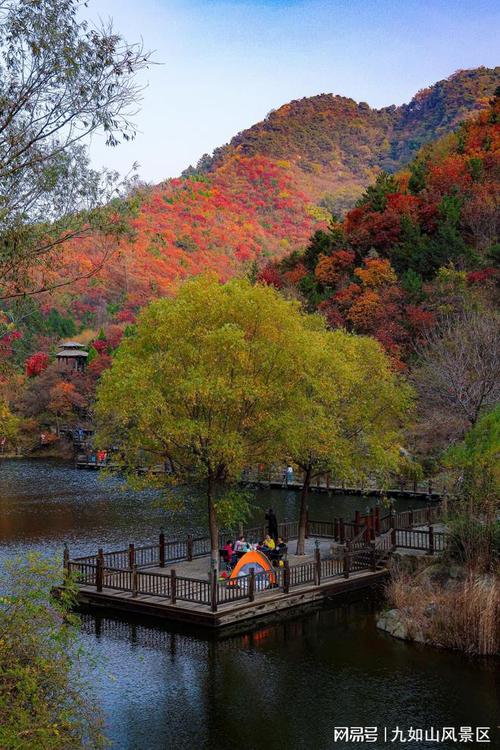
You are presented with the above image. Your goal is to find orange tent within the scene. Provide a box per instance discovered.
[229,549,276,587]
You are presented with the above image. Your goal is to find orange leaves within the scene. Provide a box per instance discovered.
[284,263,307,284]
[354,257,397,288]
[54,154,325,326]
[49,381,85,413]
[346,289,381,330]
[426,153,473,197]
[314,250,355,285]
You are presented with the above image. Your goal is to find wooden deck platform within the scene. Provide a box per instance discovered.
[65,503,447,629]
[75,567,390,628]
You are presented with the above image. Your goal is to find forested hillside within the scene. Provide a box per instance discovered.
[257,91,499,369]
[187,67,498,212]
[0,68,498,421]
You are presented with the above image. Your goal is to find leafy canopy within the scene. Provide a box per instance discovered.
[95,273,322,497]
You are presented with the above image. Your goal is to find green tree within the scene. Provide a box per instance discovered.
[0,400,19,447]
[0,554,106,749]
[444,405,500,520]
[356,172,398,212]
[0,0,151,300]
[289,329,413,554]
[95,274,323,562]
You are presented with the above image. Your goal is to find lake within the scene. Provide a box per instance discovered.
[0,459,497,749]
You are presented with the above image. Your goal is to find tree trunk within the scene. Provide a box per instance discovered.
[207,473,219,572]
[296,464,312,555]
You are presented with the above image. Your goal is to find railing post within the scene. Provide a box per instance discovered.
[187,534,193,562]
[390,513,396,548]
[428,525,434,556]
[339,517,345,544]
[314,546,321,586]
[248,567,255,602]
[283,560,290,594]
[170,569,177,604]
[409,508,414,528]
[210,568,218,613]
[132,564,138,597]
[375,506,381,535]
[370,541,377,572]
[96,548,104,592]
[343,546,350,579]
[128,543,135,569]
[426,505,431,524]
[159,530,165,568]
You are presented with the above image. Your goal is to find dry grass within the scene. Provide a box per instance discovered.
[386,566,499,656]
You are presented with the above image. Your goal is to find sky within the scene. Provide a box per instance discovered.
[86,0,499,184]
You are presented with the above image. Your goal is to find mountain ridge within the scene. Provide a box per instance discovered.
[184,66,499,213]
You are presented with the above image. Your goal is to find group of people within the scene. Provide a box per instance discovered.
[220,508,287,568]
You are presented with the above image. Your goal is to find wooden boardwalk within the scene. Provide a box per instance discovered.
[65,504,447,629]
[74,458,445,499]
[75,567,390,628]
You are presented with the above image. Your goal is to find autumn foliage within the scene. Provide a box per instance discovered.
[25,352,50,377]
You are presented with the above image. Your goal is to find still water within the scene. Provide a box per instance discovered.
[0,459,498,750]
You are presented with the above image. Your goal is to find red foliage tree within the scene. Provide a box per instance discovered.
[26,352,50,377]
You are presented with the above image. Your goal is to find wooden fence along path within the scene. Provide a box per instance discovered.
[65,503,447,624]
[74,456,446,499]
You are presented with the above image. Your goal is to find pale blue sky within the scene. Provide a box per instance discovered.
[87,0,499,183]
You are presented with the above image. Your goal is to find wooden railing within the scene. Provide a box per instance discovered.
[69,502,446,573]
[68,522,448,612]
[243,467,446,497]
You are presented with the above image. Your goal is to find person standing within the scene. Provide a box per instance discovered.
[266,508,278,542]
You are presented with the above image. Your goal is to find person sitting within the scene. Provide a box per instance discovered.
[231,536,249,566]
[234,536,248,552]
[220,540,233,566]
[261,534,275,552]
[269,537,287,565]
[275,537,287,556]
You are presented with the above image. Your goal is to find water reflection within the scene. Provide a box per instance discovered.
[78,604,498,750]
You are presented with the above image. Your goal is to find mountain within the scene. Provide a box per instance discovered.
[186,67,499,214]
[4,67,499,367]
